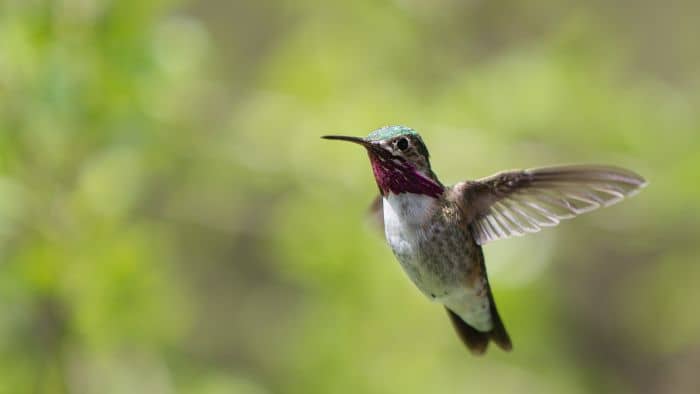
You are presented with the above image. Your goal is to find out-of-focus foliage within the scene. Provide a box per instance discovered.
[1,0,699,393]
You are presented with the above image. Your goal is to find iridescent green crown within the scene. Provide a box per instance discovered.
[366,125,419,141]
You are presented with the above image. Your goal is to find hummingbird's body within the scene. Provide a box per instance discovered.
[323,125,646,354]
[383,192,493,331]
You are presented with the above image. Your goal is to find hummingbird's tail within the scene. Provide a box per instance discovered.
[445,289,512,355]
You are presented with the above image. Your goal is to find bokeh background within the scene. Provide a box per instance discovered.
[1,0,699,393]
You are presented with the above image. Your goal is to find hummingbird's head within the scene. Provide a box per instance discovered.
[322,125,443,197]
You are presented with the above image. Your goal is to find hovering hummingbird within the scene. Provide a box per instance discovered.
[322,125,646,355]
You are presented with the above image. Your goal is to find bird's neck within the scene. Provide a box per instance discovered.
[368,154,443,198]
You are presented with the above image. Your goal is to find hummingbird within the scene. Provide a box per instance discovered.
[322,125,647,355]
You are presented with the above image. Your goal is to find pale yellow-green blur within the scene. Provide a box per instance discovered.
[1,1,699,393]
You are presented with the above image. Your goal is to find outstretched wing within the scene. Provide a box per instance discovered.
[453,165,647,245]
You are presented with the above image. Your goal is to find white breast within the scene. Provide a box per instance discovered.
[383,193,435,268]
[383,193,435,224]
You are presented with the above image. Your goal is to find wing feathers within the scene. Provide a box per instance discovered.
[457,165,646,245]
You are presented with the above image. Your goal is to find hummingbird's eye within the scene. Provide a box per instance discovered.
[396,137,409,151]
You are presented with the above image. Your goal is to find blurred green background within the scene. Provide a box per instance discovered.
[1,0,699,393]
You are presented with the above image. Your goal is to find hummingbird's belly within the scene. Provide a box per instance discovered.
[383,193,493,331]
[382,194,478,298]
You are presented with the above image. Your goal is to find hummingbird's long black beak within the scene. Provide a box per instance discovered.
[321,135,369,146]
[322,135,386,157]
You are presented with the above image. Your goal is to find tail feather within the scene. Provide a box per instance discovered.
[445,289,512,354]
[446,308,490,354]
